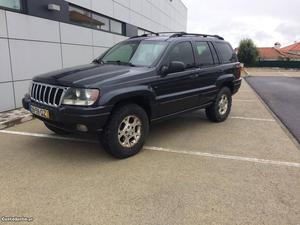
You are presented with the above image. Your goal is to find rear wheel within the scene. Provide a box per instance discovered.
[206,87,232,122]
[44,122,70,135]
[100,104,149,158]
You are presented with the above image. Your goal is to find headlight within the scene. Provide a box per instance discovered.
[62,88,100,106]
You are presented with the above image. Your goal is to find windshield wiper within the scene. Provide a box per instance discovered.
[105,60,136,67]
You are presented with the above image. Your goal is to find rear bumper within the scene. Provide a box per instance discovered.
[232,78,242,94]
[22,94,112,133]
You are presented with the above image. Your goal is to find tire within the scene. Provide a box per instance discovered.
[206,87,232,122]
[44,122,70,135]
[101,104,149,159]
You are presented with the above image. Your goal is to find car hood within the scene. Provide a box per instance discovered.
[33,63,152,87]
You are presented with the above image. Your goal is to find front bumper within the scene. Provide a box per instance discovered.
[22,94,112,133]
[232,78,242,94]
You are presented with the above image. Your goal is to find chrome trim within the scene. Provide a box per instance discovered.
[53,89,59,106]
[59,88,69,105]
[30,82,68,108]
[34,83,38,100]
[38,85,42,101]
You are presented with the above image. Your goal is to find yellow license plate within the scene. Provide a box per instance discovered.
[30,105,50,119]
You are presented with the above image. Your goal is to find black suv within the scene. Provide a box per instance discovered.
[23,32,242,158]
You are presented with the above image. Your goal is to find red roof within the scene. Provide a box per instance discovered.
[257,47,286,60]
[281,42,300,52]
[257,47,300,60]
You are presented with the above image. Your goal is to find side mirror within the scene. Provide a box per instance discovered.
[160,65,169,76]
[160,61,185,76]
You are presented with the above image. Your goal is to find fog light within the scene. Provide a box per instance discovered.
[76,124,88,132]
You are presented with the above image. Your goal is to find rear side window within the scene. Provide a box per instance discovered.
[195,42,214,66]
[168,42,195,68]
[214,42,236,63]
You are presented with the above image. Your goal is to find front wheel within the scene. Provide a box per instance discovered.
[206,87,232,122]
[100,104,149,159]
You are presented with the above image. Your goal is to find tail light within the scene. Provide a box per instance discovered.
[236,63,242,79]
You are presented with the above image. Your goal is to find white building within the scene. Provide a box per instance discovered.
[0,0,187,112]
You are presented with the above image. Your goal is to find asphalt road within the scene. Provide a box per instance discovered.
[246,76,300,143]
[0,79,300,225]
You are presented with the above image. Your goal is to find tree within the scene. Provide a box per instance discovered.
[237,39,259,66]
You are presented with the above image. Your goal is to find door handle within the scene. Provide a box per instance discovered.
[190,74,200,79]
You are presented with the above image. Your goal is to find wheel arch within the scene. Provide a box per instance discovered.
[216,74,235,93]
[100,86,156,120]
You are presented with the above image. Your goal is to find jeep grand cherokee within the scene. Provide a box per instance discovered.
[23,32,242,158]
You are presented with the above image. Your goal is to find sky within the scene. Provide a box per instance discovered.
[181,0,300,48]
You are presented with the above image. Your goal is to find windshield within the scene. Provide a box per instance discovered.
[99,40,168,67]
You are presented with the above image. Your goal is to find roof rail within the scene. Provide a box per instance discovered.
[169,32,224,40]
[129,33,159,39]
[129,32,224,40]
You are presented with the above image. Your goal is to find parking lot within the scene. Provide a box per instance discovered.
[1,78,300,225]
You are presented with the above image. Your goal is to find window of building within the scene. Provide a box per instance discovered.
[68,4,125,35]
[91,14,109,31]
[214,42,236,63]
[137,28,155,36]
[195,42,214,66]
[69,5,93,28]
[167,42,195,69]
[0,0,21,10]
[110,20,122,34]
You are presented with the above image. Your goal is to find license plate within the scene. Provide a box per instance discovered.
[30,105,50,119]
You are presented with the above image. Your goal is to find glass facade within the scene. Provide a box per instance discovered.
[69,5,92,28]
[69,4,124,35]
[92,14,110,31]
[0,0,21,10]
[110,20,122,34]
[138,28,153,36]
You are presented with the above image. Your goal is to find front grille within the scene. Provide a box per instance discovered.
[30,82,68,107]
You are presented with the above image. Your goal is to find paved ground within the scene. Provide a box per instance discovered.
[0,79,300,225]
[0,108,32,130]
[246,76,300,144]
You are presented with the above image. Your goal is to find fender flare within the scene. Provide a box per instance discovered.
[215,74,235,89]
[99,85,156,106]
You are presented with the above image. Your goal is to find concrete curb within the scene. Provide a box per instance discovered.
[242,68,251,76]
[0,108,34,130]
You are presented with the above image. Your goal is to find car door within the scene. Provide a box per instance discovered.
[193,41,223,104]
[152,41,200,117]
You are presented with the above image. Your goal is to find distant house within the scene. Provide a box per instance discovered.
[257,42,300,61]
[281,42,300,55]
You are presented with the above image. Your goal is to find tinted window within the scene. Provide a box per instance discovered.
[168,42,195,68]
[0,0,21,10]
[195,42,214,66]
[214,42,236,63]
